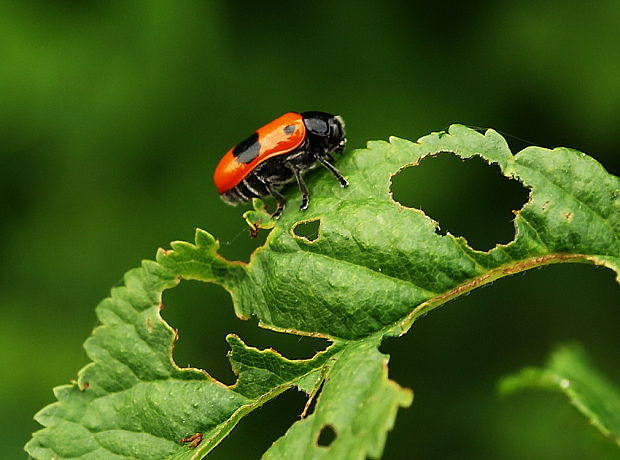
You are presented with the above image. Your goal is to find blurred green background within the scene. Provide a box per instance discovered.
[1,1,619,459]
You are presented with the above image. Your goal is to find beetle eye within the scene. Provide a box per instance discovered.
[304,117,329,136]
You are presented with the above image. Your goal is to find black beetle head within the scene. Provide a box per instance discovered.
[301,111,347,154]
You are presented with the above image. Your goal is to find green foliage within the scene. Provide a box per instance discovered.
[500,344,620,447]
[262,341,412,460]
[26,126,620,459]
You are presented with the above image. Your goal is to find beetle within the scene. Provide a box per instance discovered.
[213,111,348,218]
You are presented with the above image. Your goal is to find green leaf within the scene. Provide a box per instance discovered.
[27,125,620,459]
[163,126,619,341]
[499,344,620,447]
[244,198,278,234]
[262,341,412,460]
[26,258,341,459]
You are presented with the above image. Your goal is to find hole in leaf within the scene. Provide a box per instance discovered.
[208,386,308,459]
[292,219,321,242]
[162,280,330,385]
[317,424,337,447]
[302,379,325,417]
[390,152,529,251]
[162,281,238,385]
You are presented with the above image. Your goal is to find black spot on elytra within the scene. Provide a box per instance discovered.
[283,124,296,135]
[233,132,261,164]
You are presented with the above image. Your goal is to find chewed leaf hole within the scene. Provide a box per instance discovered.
[317,424,337,447]
[162,281,238,385]
[302,380,325,417]
[292,218,321,242]
[162,280,331,386]
[391,152,529,251]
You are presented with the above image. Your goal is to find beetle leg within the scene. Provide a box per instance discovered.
[334,138,346,155]
[286,162,309,211]
[317,154,349,188]
[267,183,287,219]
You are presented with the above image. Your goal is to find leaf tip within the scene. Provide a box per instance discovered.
[194,228,218,250]
[225,333,244,348]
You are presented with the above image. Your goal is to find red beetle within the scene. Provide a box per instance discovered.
[213,111,348,218]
